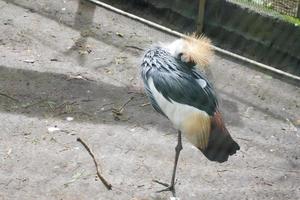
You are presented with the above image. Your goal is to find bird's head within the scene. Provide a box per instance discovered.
[163,38,185,59]
[162,33,214,69]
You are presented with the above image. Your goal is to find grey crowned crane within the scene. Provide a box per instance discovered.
[140,34,240,193]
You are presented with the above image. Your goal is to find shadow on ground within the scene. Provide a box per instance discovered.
[0,65,175,133]
[2,0,296,126]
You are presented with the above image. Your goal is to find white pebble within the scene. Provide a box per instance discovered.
[66,117,74,121]
[47,126,60,133]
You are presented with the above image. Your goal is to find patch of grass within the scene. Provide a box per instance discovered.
[282,15,300,26]
[228,0,300,26]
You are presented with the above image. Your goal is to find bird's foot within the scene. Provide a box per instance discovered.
[153,179,176,194]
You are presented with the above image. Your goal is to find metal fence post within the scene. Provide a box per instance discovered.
[196,0,206,34]
[297,0,300,18]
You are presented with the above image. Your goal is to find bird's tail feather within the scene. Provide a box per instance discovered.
[200,111,240,163]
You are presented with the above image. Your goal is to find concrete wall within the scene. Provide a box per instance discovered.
[100,0,300,76]
[205,0,300,76]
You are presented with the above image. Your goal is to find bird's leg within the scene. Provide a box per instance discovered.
[170,130,183,188]
[153,131,182,195]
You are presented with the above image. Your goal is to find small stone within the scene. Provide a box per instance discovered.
[66,117,74,121]
[47,126,60,133]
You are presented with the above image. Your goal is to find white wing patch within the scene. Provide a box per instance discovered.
[148,78,211,149]
[148,78,208,129]
[196,78,207,88]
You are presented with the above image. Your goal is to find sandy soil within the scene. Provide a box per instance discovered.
[0,0,299,199]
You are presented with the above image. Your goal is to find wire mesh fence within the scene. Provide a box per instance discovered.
[227,0,300,18]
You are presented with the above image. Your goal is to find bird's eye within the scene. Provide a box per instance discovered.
[178,53,183,58]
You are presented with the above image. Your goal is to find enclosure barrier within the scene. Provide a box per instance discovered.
[85,0,300,83]
[228,0,300,18]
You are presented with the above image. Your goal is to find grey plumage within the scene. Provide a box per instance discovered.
[140,44,239,193]
[141,46,218,117]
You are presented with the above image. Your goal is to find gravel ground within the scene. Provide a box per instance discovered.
[0,0,299,199]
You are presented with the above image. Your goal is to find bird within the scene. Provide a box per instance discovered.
[140,34,240,194]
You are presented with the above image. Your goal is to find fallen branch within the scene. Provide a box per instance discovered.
[23,99,47,109]
[125,45,144,51]
[0,92,19,102]
[119,96,134,111]
[236,137,252,142]
[112,96,134,115]
[76,137,112,190]
[67,74,94,82]
[216,169,229,173]
[55,101,77,110]
[140,103,150,107]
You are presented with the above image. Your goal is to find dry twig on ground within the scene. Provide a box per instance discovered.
[112,96,134,115]
[77,137,112,190]
[125,45,144,51]
[0,92,19,102]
